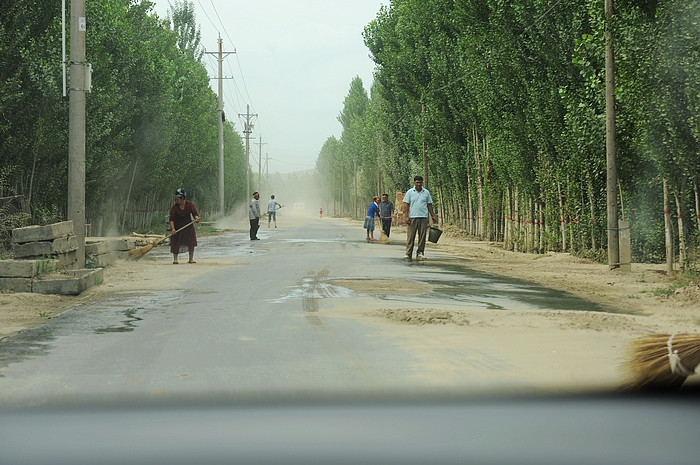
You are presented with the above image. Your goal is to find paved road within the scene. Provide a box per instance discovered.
[0,215,599,405]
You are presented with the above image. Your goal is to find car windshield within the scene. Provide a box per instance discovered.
[1,0,699,463]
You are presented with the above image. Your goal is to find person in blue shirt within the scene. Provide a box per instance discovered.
[402,175,438,260]
[267,195,282,228]
[364,196,380,242]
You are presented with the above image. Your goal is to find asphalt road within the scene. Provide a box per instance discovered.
[0,214,601,405]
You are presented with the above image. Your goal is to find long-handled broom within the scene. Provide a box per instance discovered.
[128,221,194,259]
[621,333,700,390]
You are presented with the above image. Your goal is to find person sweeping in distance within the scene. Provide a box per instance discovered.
[169,188,200,264]
[364,196,380,242]
[267,194,283,228]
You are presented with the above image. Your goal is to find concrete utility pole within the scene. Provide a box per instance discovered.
[422,102,428,188]
[204,37,235,218]
[605,0,620,269]
[239,104,257,203]
[255,136,267,193]
[68,0,88,268]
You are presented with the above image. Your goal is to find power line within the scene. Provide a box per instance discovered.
[209,0,237,50]
[195,0,221,36]
[194,1,257,134]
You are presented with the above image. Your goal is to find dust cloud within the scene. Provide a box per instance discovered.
[215,170,326,228]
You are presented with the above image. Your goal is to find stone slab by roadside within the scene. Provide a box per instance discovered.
[11,221,74,244]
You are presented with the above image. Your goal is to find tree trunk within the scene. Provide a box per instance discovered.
[663,179,674,274]
[376,134,382,198]
[557,181,566,252]
[673,187,686,272]
[435,171,443,224]
[465,157,473,235]
[587,173,596,250]
[538,202,544,254]
[28,116,44,207]
[353,157,357,218]
[504,186,511,249]
[513,188,520,252]
[473,126,484,238]
[567,177,574,253]
[694,176,700,233]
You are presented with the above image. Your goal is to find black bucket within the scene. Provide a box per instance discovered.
[428,226,442,243]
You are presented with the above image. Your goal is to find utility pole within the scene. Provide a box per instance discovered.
[68,0,89,268]
[422,102,428,188]
[239,104,257,203]
[204,37,235,218]
[605,0,620,269]
[254,136,266,193]
[376,133,382,196]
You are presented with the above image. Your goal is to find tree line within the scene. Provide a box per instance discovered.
[316,0,699,271]
[1,0,246,245]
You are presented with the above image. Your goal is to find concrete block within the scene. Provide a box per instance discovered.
[108,238,137,251]
[12,221,74,244]
[12,235,78,258]
[52,250,78,270]
[0,259,37,278]
[86,241,110,255]
[32,268,103,295]
[0,277,33,293]
[87,253,111,268]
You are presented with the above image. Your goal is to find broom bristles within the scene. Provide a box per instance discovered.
[128,240,157,259]
[621,333,700,391]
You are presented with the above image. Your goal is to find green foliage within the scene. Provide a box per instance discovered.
[1,0,245,236]
[320,0,699,267]
[36,257,55,275]
[0,166,29,251]
[649,272,699,298]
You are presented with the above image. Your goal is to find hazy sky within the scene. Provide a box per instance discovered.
[151,0,386,174]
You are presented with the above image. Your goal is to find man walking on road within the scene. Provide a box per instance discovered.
[379,193,395,238]
[249,191,261,240]
[403,175,437,260]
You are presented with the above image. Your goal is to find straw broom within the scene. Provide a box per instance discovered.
[621,333,700,390]
[128,221,194,259]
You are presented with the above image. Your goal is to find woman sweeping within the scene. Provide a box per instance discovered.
[169,188,200,264]
[364,196,380,242]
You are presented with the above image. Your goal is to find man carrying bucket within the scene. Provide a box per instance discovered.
[402,175,438,261]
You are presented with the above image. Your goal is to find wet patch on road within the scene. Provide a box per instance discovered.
[319,259,613,314]
[0,290,183,375]
[148,230,267,260]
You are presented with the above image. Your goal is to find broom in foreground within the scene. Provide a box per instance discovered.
[128,221,194,259]
[621,333,700,390]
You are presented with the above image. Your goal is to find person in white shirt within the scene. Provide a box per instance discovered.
[249,192,261,240]
[402,175,438,260]
[267,195,282,228]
